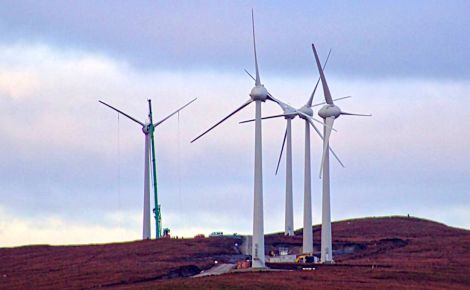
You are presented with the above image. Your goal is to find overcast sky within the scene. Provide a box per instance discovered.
[0,1,469,246]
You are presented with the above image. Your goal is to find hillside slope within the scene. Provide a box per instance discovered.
[1,216,470,289]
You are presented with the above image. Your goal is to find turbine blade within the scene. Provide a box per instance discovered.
[252,9,261,86]
[244,69,256,82]
[308,79,321,107]
[266,93,286,109]
[265,93,299,118]
[191,99,253,143]
[239,113,292,124]
[312,44,334,105]
[311,116,331,128]
[154,97,197,127]
[99,100,144,126]
[267,92,280,103]
[320,117,335,178]
[307,48,332,107]
[300,112,344,168]
[312,96,352,108]
[328,141,343,168]
[275,127,288,175]
[239,118,256,124]
[296,110,336,132]
[340,111,372,117]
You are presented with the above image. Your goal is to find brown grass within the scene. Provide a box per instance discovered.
[1,216,470,289]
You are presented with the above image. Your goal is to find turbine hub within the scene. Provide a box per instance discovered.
[283,112,296,119]
[142,123,152,134]
[280,105,297,119]
[298,106,313,118]
[318,104,341,119]
[250,85,269,102]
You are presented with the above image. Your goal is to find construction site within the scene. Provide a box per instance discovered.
[1,2,469,290]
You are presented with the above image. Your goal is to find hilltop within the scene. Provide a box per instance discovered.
[1,216,470,289]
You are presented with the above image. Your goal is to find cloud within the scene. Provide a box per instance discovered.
[0,41,469,246]
[0,1,469,78]
[0,205,140,247]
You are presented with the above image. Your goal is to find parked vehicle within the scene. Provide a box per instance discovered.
[295,254,318,263]
[209,231,223,237]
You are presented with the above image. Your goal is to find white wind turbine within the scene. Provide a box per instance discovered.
[311,43,371,263]
[242,54,348,253]
[100,98,196,240]
[191,11,279,268]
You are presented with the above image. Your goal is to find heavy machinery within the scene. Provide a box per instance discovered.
[296,254,318,263]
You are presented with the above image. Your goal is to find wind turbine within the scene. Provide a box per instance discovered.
[191,11,280,268]
[311,43,371,263]
[99,97,196,240]
[241,53,348,253]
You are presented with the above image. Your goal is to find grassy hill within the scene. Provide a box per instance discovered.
[1,216,469,289]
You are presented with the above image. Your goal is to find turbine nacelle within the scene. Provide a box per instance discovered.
[283,111,297,119]
[250,85,269,102]
[318,104,341,119]
[298,106,314,119]
[142,123,152,135]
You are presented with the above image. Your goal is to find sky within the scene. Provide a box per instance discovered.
[0,1,469,246]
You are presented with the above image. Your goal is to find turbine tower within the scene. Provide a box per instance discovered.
[296,50,337,254]
[191,11,278,268]
[311,43,370,263]
[241,53,347,249]
[100,98,196,239]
